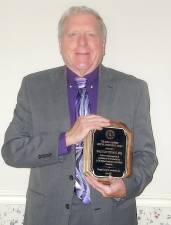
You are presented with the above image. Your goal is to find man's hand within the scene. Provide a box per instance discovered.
[86,175,126,198]
[65,115,110,146]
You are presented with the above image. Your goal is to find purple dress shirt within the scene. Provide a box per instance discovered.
[58,67,99,155]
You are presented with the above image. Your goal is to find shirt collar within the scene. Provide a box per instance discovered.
[66,67,99,87]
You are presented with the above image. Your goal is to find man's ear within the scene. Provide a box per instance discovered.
[58,39,62,54]
[102,40,106,56]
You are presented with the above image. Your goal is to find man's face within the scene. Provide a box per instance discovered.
[59,13,106,76]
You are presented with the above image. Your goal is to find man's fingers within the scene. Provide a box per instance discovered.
[78,115,110,124]
[86,176,105,195]
[78,115,110,129]
[66,115,111,146]
[108,175,119,185]
[86,175,126,198]
[86,175,112,197]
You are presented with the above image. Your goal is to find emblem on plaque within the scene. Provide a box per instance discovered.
[105,129,115,140]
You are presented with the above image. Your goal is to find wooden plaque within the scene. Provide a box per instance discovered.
[83,121,133,183]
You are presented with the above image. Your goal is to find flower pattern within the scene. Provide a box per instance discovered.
[0,205,171,225]
[138,207,171,225]
[0,205,24,225]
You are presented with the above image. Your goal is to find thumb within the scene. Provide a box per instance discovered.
[109,175,120,185]
[108,175,115,184]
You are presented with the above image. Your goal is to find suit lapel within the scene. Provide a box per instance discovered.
[49,66,70,131]
[97,65,118,120]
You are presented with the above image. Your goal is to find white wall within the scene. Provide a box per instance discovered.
[0,0,171,206]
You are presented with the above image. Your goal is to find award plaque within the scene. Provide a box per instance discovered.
[83,121,133,183]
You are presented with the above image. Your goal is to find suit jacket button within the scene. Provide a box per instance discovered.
[65,204,70,209]
[69,175,74,180]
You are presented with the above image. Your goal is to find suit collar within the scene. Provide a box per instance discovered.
[49,66,70,131]
[97,65,118,119]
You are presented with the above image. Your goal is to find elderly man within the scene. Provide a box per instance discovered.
[1,6,158,225]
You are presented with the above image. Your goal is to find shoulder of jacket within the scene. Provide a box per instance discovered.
[101,65,148,88]
[23,66,65,82]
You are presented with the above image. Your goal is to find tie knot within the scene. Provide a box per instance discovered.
[75,77,87,89]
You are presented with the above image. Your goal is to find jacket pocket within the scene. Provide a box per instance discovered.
[115,198,136,210]
[24,189,45,225]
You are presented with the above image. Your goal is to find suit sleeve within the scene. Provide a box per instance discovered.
[1,77,63,168]
[123,81,158,200]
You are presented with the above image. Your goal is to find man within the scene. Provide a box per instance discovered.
[1,6,158,225]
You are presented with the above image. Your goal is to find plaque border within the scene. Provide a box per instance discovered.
[83,121,133,183]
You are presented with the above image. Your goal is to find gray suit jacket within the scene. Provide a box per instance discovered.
[1,65,158,225]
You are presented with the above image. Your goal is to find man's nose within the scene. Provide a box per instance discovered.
[78,34,88,46]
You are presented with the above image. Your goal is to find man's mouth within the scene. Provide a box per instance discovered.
[76,52,89,55]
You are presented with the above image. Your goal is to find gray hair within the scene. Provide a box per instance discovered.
[58,6,107,40]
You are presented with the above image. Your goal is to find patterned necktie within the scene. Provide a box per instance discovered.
[74,77,91,204]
